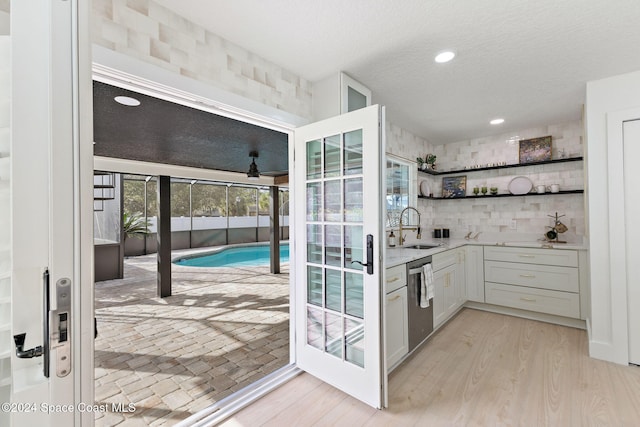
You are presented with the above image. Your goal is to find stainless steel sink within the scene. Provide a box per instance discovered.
[404,244,440,249]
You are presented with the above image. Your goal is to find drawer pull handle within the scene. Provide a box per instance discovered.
[388,295,402,302]
[387,277,400,283]
[518,254,535,258]
[519,274,536,278]
[520,297,537,302]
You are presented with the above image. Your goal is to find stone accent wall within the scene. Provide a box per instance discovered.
[92,0,313,120]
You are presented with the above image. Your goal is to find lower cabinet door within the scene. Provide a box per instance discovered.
[434,263,457,327]
[386,286,408,369]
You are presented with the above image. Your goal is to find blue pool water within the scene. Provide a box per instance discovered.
[174,244,289,268]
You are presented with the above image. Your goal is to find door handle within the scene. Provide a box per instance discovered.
[13,333,44,359]
[351,234,374,275]
[13,269,49,378]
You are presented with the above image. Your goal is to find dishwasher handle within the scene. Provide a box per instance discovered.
[409,267,424,275]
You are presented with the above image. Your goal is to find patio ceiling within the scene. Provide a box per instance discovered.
[93,81,289,177]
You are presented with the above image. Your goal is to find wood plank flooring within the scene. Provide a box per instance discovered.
[220,308,640,426]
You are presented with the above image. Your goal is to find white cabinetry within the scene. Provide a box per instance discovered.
[385,265,408,369]
[313,72,372,121]
[432,249,465,328]
[484,246,581,319]
[465,246,485,302]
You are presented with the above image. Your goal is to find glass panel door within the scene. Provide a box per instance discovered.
[294,105,383,408]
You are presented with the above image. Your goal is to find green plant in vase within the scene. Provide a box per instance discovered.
[426,154,437,170]
[473,186,480,195]
[481,186,488,195]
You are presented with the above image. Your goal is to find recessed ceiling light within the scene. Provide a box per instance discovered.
[114,96,141,107]
[435,51,456,63]
[490,118,505,125]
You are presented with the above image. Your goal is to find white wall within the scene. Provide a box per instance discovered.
[585,69,640,364]
[0,35,11,423]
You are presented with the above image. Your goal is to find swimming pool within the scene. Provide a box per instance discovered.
[174,243,290,268]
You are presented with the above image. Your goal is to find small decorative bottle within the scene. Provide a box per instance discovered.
[388,230,396,247]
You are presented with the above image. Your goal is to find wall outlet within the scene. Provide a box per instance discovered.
[510,219,517,230]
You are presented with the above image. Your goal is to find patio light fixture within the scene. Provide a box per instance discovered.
[247,151,260,180]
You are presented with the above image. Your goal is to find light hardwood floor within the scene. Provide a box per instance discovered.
[220,308,640,426]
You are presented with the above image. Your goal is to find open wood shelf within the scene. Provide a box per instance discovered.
[419,157,583,176]
[419,189,584,200]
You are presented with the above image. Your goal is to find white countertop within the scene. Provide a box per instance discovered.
[385,238,588,268]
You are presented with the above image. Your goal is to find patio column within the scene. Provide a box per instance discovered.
[157,175,172,297]
[269,186,280,274]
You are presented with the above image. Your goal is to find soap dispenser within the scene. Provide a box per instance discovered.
[388,230,396,247]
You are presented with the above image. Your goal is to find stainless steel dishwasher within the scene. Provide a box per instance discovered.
[406,256,434,351]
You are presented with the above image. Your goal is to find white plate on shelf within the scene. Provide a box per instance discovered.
[420,181,431,197]
[508,176,533,195]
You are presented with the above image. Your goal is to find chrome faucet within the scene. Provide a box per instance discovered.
[398,206,421,245]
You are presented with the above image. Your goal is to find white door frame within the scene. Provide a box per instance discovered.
[606,106,640,365]
[91,47,305,362]
[90,46,313,424]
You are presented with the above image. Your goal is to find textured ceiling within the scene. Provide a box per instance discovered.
[155,0,640,143]
[93,81,289,176]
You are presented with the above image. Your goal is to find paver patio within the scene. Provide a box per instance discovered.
[93,249,290,426]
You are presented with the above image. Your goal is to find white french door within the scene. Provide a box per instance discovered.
[294,105,385,408]
[8,1,93,425]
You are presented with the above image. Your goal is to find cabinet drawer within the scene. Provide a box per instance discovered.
[484,261,579,293]
[432,249,457,271]
[484,246,578,267]
[386,264,407,293]
[485,282,580,318]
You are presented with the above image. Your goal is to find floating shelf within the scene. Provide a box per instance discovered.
[419,157,583,176]
[419,189,584,200]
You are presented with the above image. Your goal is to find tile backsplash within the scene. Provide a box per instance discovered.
[388,120,586,245]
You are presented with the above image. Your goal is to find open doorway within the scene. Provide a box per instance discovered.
[94,179,291,426]
[92,74,295,425]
